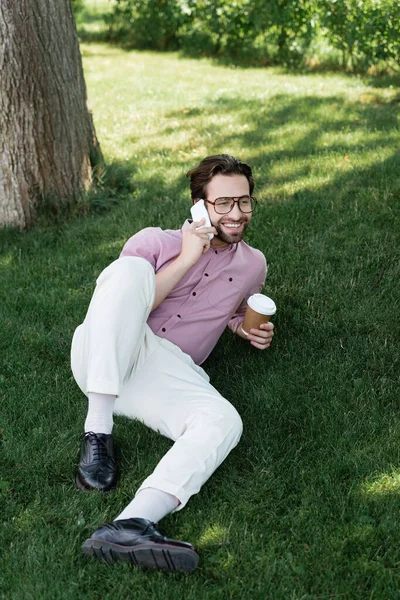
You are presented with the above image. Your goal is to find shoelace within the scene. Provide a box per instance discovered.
[104,520,157,533]
[142,521,156,535]
[85,431,115,463]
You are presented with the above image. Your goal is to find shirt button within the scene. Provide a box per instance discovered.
[177,314,181,318]
[229,277,233,282]
[192,292,196,296]
[204,273,209,277]
[162,328,166,332]
[214,250,218,254]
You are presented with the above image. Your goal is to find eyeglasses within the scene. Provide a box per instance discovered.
[205,196,257,215]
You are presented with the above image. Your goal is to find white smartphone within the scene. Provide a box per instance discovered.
[190,199,214,240]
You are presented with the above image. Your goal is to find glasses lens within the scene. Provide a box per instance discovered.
[214,197,233,214]
[238,196,253,212]
[213,196,256,214]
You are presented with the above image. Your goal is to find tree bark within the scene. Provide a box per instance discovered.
[0,0,102,229]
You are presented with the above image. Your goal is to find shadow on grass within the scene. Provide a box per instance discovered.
[32,159,138,228]
[116,92,399,207]
[162,92,399,147]
[77,29,109,44]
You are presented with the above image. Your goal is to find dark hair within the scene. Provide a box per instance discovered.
[186,154,254,200]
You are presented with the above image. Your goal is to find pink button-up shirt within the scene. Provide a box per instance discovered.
[120,221,267,364]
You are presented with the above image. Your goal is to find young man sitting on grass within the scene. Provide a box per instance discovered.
[71,154,274,572]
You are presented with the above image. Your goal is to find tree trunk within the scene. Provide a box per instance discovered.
[0,0,102,229]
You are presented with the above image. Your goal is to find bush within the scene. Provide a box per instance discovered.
[105,0,185,50]
[250,0,318,65]
[104,0,400,71]
[71,0,84,18]
[178,0,256,59]
[320,0,400,71]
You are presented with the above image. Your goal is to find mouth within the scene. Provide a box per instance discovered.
[220,221,245,232]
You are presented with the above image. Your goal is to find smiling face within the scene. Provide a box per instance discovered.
[203,173,253,246]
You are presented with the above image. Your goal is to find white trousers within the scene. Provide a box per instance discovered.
[71,257,243,510]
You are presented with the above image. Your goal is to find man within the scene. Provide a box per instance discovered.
[71,154,274,572]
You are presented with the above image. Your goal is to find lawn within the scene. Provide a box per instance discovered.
[1,3,400,599]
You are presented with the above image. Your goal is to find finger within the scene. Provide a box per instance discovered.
[249,329,270,339]
[192,217,206,228]
[250,340,269,350]
[247,331,271,342]
[194,226,217,235]
[197,232,213,241]
[258,322,274,331]
[248,334,270,345]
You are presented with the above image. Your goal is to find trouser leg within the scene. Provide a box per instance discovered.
[71,256,156,397]
[114,337,243,510]
[71,256,243,510]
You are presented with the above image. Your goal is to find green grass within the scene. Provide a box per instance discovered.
[1,4,400,598]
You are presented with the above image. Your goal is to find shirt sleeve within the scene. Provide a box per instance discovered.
[120,228,163,270]
[227,255,268,334]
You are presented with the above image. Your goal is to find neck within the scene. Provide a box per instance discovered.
[211,237,230,248]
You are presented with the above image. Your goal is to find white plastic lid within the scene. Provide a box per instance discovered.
[247,294,276,315]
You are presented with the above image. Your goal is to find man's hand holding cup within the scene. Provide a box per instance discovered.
[246,321,274,350]
[241,293,276,351]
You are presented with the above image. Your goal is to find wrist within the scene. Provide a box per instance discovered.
[175,253,195,272]
[236,323,248,339]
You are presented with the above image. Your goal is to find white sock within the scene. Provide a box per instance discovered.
[115,487,180,523]
[84,392,116,435]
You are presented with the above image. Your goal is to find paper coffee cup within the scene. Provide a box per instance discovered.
[241,294,276,336]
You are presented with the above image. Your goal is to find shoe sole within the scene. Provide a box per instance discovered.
[82,538,199,572]
[75,474,116,493]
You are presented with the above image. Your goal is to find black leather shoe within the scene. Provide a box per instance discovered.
[82,518,199,572]
[76,432,117,492]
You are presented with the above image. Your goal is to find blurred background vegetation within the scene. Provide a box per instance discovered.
[72,0,400,72]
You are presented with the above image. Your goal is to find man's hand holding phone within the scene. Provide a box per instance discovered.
[153,216,216,310]
[190,199,214,239]
[178,218,217,269]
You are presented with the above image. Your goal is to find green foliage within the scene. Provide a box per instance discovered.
[249,0,318,65]
[105,0,185,50]
[179,0,255,59]
[105,0,317,65]
[320,0,400,71]
[71,0,84,18]
[104,0,399,71]
[87,161,136,213]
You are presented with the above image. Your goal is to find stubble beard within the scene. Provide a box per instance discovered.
[214,220,249,244]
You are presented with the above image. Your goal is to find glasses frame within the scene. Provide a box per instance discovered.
[205,195,258,215]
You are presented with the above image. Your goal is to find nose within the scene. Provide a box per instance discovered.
[228,202,242,220]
